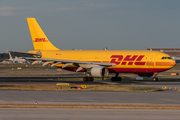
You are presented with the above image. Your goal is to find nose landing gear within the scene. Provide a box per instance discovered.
[153,72,158,81]
[153,77,158,81]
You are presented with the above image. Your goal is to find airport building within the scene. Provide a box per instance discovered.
[147,48,180,63]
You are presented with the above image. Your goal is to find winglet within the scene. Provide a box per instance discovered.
[27,18,59,50]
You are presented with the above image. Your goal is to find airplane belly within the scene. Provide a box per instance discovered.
[108,67,169,73]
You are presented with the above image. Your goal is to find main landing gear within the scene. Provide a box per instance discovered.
[83,74,94,82]
[111,73,122,82]
[83,77,94,82]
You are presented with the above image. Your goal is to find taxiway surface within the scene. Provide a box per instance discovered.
[0,76,180,89]
[0,76,180,120]
[0,90,179,105]
[0,108,179,120]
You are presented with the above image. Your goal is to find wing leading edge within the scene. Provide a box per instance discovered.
[25,57,116,68]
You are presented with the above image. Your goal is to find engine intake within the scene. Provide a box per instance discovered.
[90,66,109,77]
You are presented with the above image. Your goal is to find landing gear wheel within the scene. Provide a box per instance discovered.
[83,77,94,82]
[153,77,158,81]
[90,77,94,81]
[111,77,122,82]
[83,77,87,82]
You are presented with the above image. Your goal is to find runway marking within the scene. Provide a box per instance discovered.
[96,81,121,85]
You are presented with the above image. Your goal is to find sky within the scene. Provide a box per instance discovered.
[0,0,180,53]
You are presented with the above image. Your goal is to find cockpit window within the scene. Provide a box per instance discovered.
[161,57,172,59]
[168,57,172,59]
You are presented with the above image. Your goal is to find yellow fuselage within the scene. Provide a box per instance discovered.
[29,50,176,73]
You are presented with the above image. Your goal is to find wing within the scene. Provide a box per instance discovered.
[25,57,116,72]
[6,50,40,57]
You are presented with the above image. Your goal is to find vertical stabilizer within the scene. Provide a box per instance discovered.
[9,52,12,59]
[27,18,59,50]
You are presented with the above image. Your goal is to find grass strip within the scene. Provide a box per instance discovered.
[0,104,180,109]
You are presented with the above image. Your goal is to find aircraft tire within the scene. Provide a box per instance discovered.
[90,77,94,81]
[83,77,94,82]
[111,77,122,82]
[83,77,88,82]
[153,77,158,81]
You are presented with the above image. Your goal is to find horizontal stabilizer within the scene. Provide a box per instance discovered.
[6,50,40,57]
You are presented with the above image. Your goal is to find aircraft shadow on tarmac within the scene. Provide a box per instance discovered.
[0,76,180,86]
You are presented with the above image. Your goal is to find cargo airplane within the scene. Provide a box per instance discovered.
[10,18,176,82]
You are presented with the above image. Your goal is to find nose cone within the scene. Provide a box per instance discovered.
[156,60,176,67]
[171,60,176,67]
[167,60,176,69]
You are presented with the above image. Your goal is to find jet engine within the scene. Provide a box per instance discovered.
[137,73,154,78]
[89,66,109,77]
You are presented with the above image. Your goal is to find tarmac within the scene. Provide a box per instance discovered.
[0,74,180,119]
[0,90,179,105]
[0,108,180,120]
[0,76,180,90]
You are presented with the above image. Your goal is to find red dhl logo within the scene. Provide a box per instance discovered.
[33,38,48,42]
[110,55,146,65]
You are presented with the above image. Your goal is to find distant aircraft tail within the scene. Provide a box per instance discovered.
[27,18,59,50]
[9,52,12,59]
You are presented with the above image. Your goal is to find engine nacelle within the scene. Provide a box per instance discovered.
[137,73,154,78]
[90,66,109,77]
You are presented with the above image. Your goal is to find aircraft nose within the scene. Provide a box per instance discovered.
[171,61,176,67]
[168,60,176,68]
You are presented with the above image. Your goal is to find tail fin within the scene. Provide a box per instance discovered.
[27,18,59,50]
[9,52,12,59]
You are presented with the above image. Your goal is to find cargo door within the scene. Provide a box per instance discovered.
[147,54,155,66]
